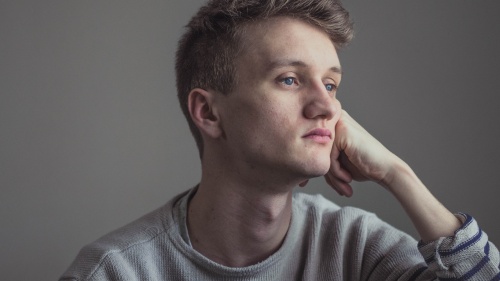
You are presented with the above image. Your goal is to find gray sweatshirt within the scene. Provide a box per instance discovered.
[60,189,500,280]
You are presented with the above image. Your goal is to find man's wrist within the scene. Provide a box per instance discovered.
[380,156,418,195]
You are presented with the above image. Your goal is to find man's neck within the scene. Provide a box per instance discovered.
[187,176,294,267]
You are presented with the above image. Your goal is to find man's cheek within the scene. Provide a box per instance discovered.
[328,135,336,154]
[330,113,341,133]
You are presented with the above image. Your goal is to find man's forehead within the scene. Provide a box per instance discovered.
[238,17,341,73]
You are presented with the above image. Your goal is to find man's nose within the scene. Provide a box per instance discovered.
[302,82,338,120]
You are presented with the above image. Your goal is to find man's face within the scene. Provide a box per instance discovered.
[217,17,342,182]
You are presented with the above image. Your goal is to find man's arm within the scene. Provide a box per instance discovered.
[325,110,460,242]
[325,110,500,280]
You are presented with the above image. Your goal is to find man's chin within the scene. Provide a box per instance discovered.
[295,169,327,188]
[300,165,330,179]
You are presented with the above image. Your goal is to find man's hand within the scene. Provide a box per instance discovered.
[325,110,399,196]
[325,110,461,241]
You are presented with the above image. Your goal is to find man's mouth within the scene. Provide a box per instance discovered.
[303,128,332,143]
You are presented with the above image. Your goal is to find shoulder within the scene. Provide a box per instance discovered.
[291,192,421,276]
[293,191,378,224]
[292,192,414,243]
[60,190,189,281]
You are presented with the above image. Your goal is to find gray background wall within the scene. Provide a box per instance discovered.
[1,1,499,280]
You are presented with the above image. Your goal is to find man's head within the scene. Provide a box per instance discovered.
[175,0,353,158]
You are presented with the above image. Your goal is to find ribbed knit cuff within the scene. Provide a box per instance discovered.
[417,213,490,277]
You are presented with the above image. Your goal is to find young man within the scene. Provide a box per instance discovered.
[61,0,500,280]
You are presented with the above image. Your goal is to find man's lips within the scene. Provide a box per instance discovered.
[302,128,332,143]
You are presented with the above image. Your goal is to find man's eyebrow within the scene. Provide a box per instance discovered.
[329,66,343,75]
[264,59,343,75]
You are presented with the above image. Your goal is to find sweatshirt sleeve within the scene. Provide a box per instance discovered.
[416,213,500,280]
[359,211,499,281]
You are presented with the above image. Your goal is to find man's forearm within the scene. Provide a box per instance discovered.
[382,159,462,242]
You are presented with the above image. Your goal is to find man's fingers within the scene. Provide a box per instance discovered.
[325,173,353,197]
[298,180,309,187]
[330,157,353,183]
[330,145,353,183]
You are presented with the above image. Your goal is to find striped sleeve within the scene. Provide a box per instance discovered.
[417,213,500,280]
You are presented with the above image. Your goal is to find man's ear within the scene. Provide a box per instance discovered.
[187,88,223,139]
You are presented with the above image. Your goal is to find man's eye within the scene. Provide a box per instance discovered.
[325,84,337,92]
[282,77,296,86]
